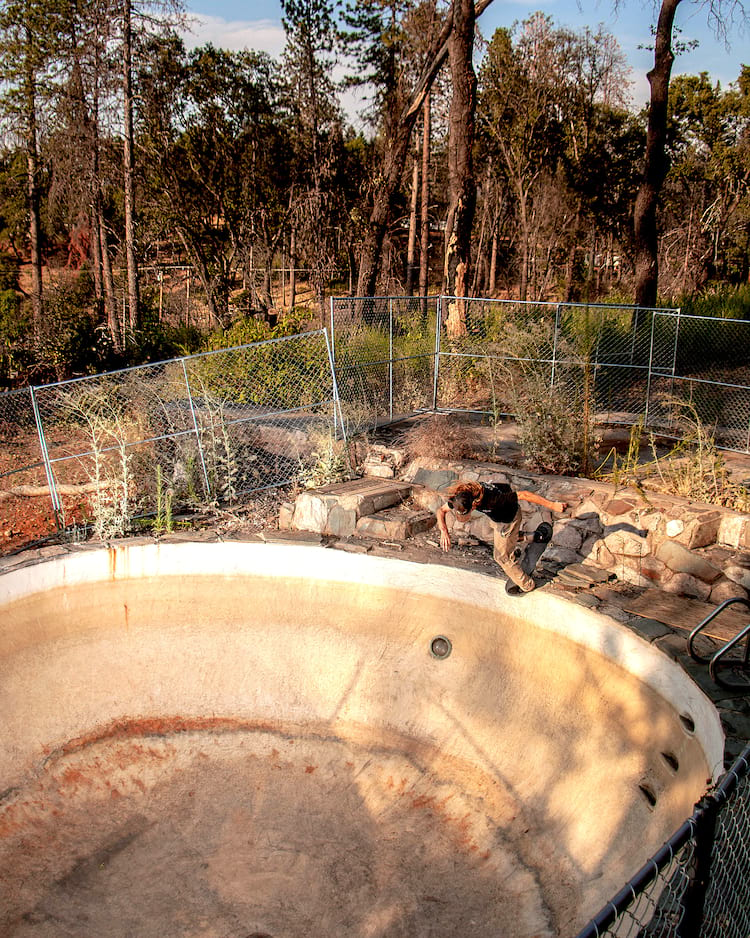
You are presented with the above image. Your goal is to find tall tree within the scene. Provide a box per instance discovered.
[478,17,567,300]
[48,0,123,349]
[280,0,343,322]
[139,39,290,325]
[344,0,494,296]
[122,0,139,332]
[0,0,64,333]
[632,0,749,307]
[418,90,431,298]
[663,69,750,291]
[442,0,476,306]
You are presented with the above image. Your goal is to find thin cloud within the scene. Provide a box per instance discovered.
[180,14,286,56]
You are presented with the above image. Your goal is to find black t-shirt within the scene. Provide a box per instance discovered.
[478,482,518,524]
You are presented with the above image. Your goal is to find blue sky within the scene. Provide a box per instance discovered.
[181,0,748,112]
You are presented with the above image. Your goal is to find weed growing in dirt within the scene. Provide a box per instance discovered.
[595,401,750,511]
[297,432,350,488]
[399,414,480,460]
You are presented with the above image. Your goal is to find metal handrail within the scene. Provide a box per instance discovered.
[687,596,750,662]
[687,597,750,689]
[709,621,750,689]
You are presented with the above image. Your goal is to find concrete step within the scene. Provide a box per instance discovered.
[356,507,436,540]
[288,478,413,537]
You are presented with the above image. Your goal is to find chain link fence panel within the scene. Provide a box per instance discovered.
[647,313,750,453]
[0,387,57,540]
[0,387,44,487]
[435,299,665,430]
[1,330,341,542]
[577,744,750,938]
[330,295,437,433]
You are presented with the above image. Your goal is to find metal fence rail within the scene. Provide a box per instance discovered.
[576,742,750,938]
[0,330,343,538]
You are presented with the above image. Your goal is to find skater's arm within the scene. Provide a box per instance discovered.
[436,503,455,551]
[517,490,567,513]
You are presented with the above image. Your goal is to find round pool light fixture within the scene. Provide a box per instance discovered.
[430,635,452,659]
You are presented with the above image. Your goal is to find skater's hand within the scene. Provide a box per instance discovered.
[553,501,567,512]
[440,528,452,551]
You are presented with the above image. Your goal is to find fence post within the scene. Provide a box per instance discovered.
[551,304,561,387]
[323,327,347,442]
[329,295,336,364]
[29,385,63,528]
[676,795,720,938]
[388,297,394,421]
[186,269,191,327]
[181,359,211,498]
[644,311,658,428]
[432,295,442,411]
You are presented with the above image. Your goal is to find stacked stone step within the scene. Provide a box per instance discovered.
[280,478,435,540]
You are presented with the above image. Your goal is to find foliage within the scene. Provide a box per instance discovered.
[678,283,750,320]
[490,318,598,474]
[58,381,140,540]
[0,287,26,383]
[297,431,350,488]
[595,401,750,512]
[33,272,106,380]
[399,413,479,459]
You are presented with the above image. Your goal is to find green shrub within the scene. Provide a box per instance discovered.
[0,288,27,384]
[678,284,750,321]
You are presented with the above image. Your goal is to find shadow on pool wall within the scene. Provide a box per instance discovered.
[0,542,725,937]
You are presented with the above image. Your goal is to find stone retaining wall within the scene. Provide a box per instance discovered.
[402,457,750,604]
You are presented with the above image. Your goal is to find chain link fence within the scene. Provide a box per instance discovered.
[646,312,750,453]
[0,330,343,539]
[329,295,438,434]
[330,297,750,456]
[576,742,750,938]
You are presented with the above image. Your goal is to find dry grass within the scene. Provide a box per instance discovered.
[399,414,481,460]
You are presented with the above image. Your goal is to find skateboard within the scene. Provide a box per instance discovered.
[505,521,553,594]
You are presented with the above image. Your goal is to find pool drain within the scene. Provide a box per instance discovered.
[430,635,452,659]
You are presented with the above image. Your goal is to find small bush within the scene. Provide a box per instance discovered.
[400,414,480,460]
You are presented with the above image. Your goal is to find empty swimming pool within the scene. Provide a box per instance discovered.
[0,542,724,936]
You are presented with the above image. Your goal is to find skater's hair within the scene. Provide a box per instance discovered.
[444,481,483,515]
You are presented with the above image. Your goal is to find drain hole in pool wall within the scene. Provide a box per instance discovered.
[639,784,657,809]
[661,752,680,773]
[679,713,696,734]
[430,636,452,659]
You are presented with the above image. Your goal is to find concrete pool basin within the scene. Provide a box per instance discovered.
[0,542,724,937]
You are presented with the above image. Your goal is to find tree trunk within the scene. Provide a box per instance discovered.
[122,0,140,332]
[633,0,682,309]
[419,92,431,302]
[518,190,530,302]
[23,40,43,336]
[356,117,415,296]
[471,170,490,294]
[90,205,103,305]
[176,229,224,328]
[442,0,477,306]
[488,226,497,295]
[289,227,297,310]
[355,0,494,297]
[97,202,121,349]
[405,155,419,295]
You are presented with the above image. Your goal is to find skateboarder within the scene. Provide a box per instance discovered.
[436,481,566,594]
